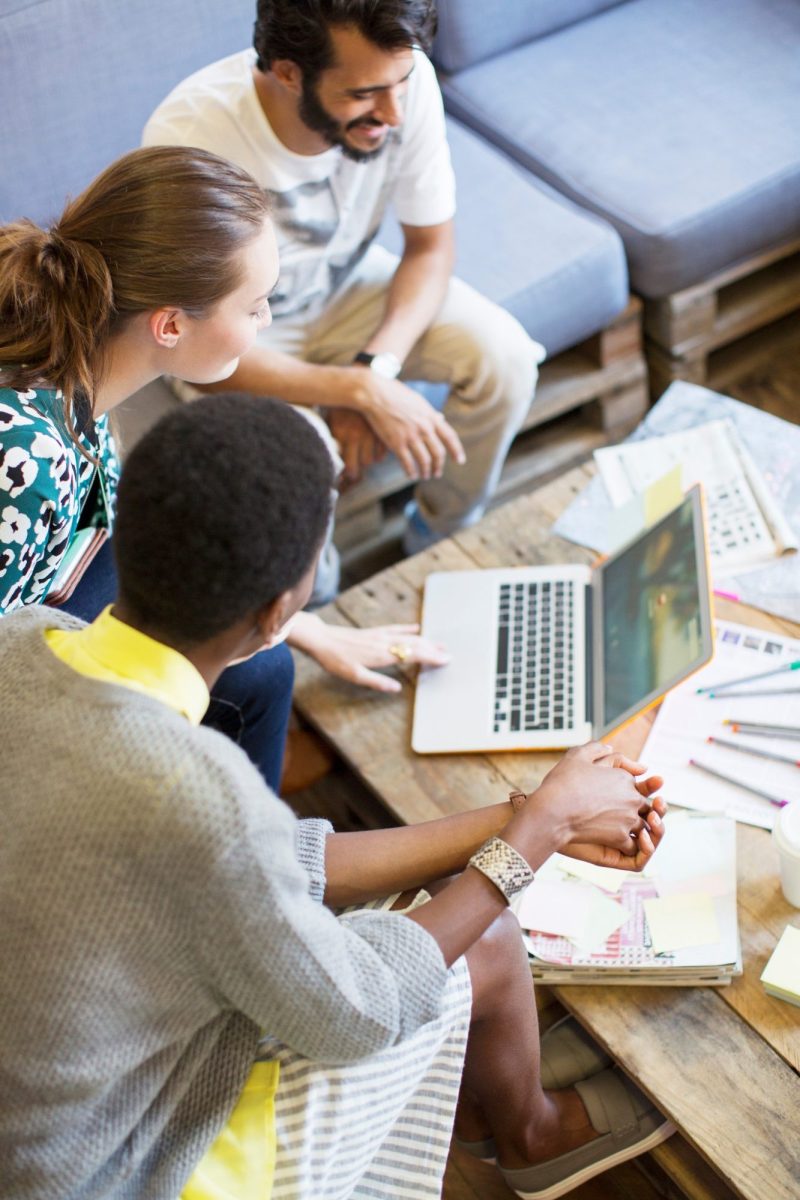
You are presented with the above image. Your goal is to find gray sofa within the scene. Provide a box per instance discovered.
[435,0,800,383]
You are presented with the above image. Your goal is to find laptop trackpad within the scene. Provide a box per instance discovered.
[413,571,496,753]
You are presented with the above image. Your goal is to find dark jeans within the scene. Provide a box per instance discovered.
[60,541,294,793]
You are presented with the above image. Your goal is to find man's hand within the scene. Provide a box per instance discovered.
[327,408,385,484]
[347,369,465,480]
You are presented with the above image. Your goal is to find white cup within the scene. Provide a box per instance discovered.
[773,800,800,908]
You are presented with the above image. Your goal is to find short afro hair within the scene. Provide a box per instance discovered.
[113,394,334,643]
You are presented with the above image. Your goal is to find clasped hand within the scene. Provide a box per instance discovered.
[526,741,667,872]
[335,370,465,482]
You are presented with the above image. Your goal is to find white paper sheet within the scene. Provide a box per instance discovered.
[594,419,797,575]
[641,619,800,829]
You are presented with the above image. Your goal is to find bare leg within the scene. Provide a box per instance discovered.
[454,907,599,1169]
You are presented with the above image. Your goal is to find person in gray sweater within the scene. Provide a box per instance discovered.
[0,395,671,1200]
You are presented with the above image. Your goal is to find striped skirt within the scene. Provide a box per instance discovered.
[260,953,472,1199]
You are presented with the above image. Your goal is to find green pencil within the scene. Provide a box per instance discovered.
[697,659,800,695]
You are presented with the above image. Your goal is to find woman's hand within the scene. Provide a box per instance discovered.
[289,613,449,693]
[520,741,667,865]
[562,794,666,872]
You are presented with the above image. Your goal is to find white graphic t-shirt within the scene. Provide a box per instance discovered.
[143,48,456,320]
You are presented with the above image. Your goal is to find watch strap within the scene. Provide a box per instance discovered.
[509,789,527,813]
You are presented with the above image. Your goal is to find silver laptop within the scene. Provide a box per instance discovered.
[412,487,713,753]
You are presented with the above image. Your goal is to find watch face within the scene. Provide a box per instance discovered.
[370,352,401,380]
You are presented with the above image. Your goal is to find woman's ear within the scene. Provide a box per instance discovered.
[148,308,184,349]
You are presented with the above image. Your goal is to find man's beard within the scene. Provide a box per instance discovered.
[298,77,391,163]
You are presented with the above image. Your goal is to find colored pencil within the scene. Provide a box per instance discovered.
[696,659,800,695]
[688,758,788,807]
[706,735,800,767]
[706,687,800,699]
[725,720,800,740]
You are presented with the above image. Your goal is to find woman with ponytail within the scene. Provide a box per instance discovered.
[0,144,445,791]
[0,144,276,614]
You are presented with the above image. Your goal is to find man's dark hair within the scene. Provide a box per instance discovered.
[113,395,334,643]
[253,0,437,79]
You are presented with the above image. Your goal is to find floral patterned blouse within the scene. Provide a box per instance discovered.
[0,386,119,613]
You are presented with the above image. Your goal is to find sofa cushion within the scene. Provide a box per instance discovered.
[440,0,800,297]
[0,0,254,225]
[380,118,628,357]
[434,0,629,73]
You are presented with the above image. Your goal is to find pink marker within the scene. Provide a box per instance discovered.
[688,757,788,807]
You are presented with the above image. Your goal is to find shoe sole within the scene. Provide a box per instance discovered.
[509,1117,676,1200]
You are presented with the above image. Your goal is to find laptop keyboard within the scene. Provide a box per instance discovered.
[493,580,576,734]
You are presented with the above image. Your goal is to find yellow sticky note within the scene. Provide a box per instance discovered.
[552,853,628,893]
[643,891,720,954]
[644,465,683,527]
[760,925,800,1007]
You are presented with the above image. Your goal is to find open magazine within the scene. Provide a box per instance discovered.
[512,813,741,986]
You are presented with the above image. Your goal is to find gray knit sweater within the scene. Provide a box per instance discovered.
[0,609,450,1200]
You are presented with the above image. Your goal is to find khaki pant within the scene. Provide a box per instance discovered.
[263,245,544,537]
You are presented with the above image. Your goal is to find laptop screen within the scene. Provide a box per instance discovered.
[598,487,712,735]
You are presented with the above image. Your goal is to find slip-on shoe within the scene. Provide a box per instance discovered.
[540,1015,611,1090]
[454,1015,611,1163]
[500,1067,675,1199]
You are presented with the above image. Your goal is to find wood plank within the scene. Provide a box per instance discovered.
[644,1137,739,1200]
[584,297,643,367]
[522,349,646,431]
[554,983,800,1200]
[643,239,800,355]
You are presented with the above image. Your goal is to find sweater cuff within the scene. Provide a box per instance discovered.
[295,818,333,903]
[339,909,449,1038]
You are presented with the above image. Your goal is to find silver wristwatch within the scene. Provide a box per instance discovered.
[353,350,402,380]
[468,836,535,903]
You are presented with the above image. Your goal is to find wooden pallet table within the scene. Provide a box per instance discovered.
[293,463,800,1200]
[644,240,800,397]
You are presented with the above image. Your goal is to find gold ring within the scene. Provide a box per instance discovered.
[389,643,410,663]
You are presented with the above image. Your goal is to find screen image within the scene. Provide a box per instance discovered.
[601,493,706,729]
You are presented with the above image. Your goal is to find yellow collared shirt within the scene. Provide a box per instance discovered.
[45,605,209,724]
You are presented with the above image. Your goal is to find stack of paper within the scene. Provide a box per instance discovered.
[640,618,800,830]
[594,417,797,575]
[760,926,800,1008]
[512,813,741,986]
